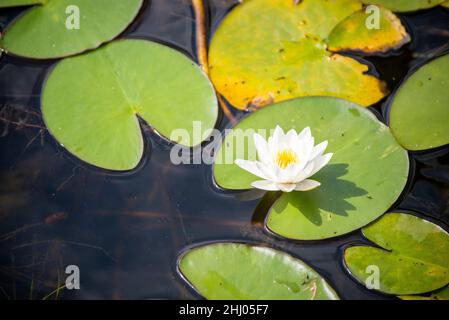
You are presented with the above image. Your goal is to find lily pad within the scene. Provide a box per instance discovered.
[361,0,446,12]
[0,0,143,59]
[400,286,449,300]
[389,54,449,151]
[214,97,409,240]
[443,1,449,8]
[209,0,393,110]
[328,7,410,54]
[178,243,339,300]
[42,39,218,171]
[0,0,45,6]
[344,212,449,295]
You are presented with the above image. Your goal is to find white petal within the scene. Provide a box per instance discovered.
[298,127,311,140]
[310,141,328,160]
[286,129,298,146]
[272,165,283,183]
[273,126,285,145]
[235,159,267,180]
[253,133,270,164]
[296,127,314,161]
[270,125,288,155]
[256,161,278,181]
[295,134,314,163]
[294,161,315,182]
[276,183,297,192]
[277,163,300,183]
[308,153,333,177]
[295,179,321,191]
[251,180,280,191]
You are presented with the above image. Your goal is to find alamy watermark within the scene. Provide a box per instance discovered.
[365,265,380,290]
[65,5,80,30]
[365,5,381,30]
[65,265,80,290]
[169,121,281,165]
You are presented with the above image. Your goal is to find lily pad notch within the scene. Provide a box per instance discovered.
[41,39,219,171]
[213,97,410,240]
[208,0,411,110]
[344,212,449,295]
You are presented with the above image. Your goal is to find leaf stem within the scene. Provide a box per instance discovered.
[192,0,236,125]
[192,0,209,75]
[0,116,45,129]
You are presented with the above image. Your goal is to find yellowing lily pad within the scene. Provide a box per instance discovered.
[178,243,339,300]
[344,212,449,295]
[443,1,449,8]
[42,39,218,171]
[209,0,394,110]
[361,0,446,12]
[389,54,449,151]
[328,7,410,54]
[0,0,143,59]
[213,97,409,240]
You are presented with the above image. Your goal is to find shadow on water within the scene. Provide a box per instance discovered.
[0,0,448,300]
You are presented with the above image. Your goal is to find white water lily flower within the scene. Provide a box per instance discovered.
[235,126,333,192]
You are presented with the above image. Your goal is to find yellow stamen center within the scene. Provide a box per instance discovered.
[275,148,299,169]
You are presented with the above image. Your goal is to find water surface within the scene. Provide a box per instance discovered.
[0,0,448,299]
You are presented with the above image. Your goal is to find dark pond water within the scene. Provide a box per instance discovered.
[0,0,448,300]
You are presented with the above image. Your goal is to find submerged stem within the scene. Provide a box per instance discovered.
[0,116,45,129]
[192,0,209,75]
[192,0,236,124]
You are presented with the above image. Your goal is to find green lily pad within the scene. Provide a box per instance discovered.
[0,0,45,6]
[214,97,409,240]
[0,0,143,59]
[178,243,339,300]
[443,1,449,8]
[389,54,449,151]
[344,212,449,295]
[328,7,410,54]
[361,0,446,12]
[209,0,391,110]
[400,286,449,300]
[42,39,218,171]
